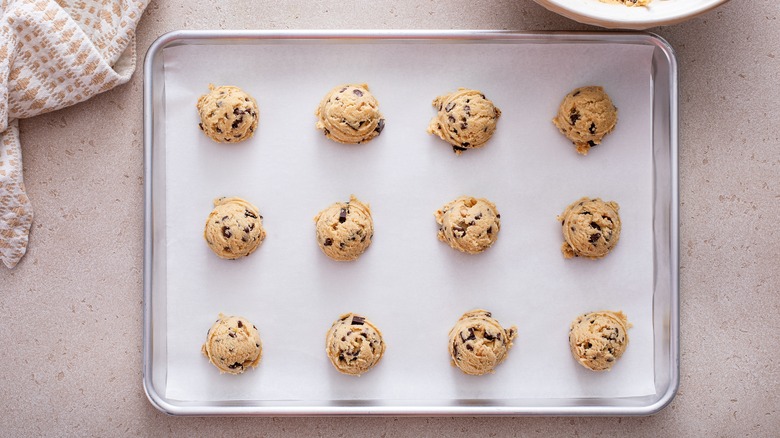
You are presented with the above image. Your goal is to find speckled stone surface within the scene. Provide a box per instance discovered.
[1,0,779,435]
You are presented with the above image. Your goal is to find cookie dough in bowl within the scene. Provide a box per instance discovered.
[552,86,617,155]
[196,84,259,143]
[427,88,501,154]
[315,83,385,144]
[325,313,386,376]
[448,309,517,376]
[204,197,266,259]
[314,195,373,261]
[202,313,263,374]
[557,197,621,259]
[569,311,631,371]
[435,196,500,254]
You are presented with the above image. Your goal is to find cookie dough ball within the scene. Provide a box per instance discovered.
[204,197,266,259]
[569,311,631,371]
[552,86,617,155]
[196,85,259,143]
[448,309,517,376]
[315,84,385,144]
[435,196,500,254]
[202,313,263,374]
[314,195,373,261]
[602,0,651,6]
[557,197,621,259]
[325,313,386,376]
[427,88,501,154]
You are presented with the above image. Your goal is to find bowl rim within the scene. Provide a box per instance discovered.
[534,0,730,28]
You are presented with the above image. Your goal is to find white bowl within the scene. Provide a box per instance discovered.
[533,0,730,29]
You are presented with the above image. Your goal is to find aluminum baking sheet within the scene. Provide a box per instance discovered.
[143,30,679,416]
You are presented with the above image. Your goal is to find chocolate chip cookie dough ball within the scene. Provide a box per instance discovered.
[448,309,517,376]
[427,88,501,154]
[569,311,631,371]
[314,195,373,261]
[552,86,617,155]
[325,313,386,376]
[197,84,259,143]
[604,0,651,6]
[315,83,385,144]
[202,313,263,374]
[557,197,621,259]
[435,196,500,254]
[204,197,266,259]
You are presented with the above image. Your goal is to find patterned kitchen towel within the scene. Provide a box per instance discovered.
[0,0,148,268]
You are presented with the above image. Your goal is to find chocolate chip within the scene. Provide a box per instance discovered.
[466,344,473,351]
[466,328,476,341]
[228,332,236,338]
[487,227,492,235]
[445,102,455,112]
[339,242,345,249]
[448,115,455,123]
[323,238,333,246]
[338,353,345,361]
[351,316,365,325]
[233,108,244,116]
[484,333,495,341]
[340,87,347,93]
[590,222,601,230]
[475,213,482,220]
[607,357,614,362]
[353,89,363,97]
[480,94,486,99]
[237,320,243,328]
[339,208,347,223]
[256,343,260,347]
[585,342,592,349]
[232,117,243,129]
[222,216,229,221]
[589,122,596,134]
[375,119,385,134]
[463,105,471,115]
[573,90,581,97]
[248,223,255,230]
[569,111,580,125]
[243,226,250,233]
[495,215,500,219]
[485,312,492,317]
[452,145,467,153]
[198,123,204,130]
[460,122,468,130]
[341,337,346,341]
[587,140,596,147]
[590,233,601,244]
[253,325,257,329]
[245,209,257,219]
[465,99,470,103]
[222,226,231,238]
[215,127,222,134]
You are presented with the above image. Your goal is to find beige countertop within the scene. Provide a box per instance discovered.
[2,0,779,435]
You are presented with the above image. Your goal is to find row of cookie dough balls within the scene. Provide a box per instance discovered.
[204,195,622,261]
[196,83,618,156]
[201,309,631,376]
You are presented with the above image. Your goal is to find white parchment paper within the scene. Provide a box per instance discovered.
[161,40,657,402]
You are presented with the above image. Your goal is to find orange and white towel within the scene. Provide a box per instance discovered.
[0,0,147,268]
